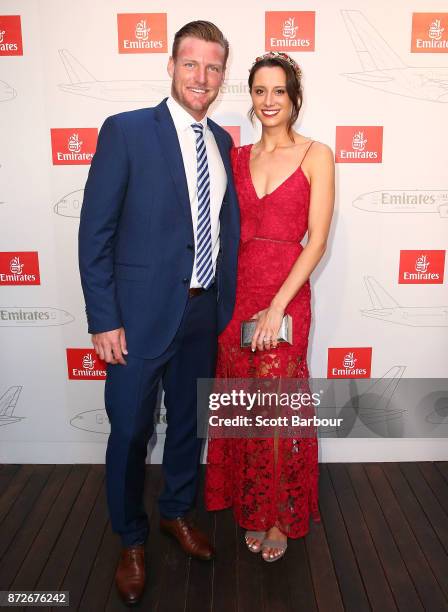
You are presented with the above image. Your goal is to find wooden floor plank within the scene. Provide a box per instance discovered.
[400,463,448,554]
[61,479,109,610]
[10,465,90,590]
[366,463,447,610]
[418,462,448,517]
[348,464,423,611]
[381,463,448,601]
[0,465,70,590]
[260,544,292,612]
[155,535,190,612]
[305,514,344,612]
[435,462,448,483]
[185,469,214,612]
[285,537,317,612]
[137,466,186,611]
[0,465,34,524]
[318,465,370,612]
[78,520,120,610]
[1,462,447,611]
[0,465,53,563]
[328,464,397,611]
[0,465,20,500]
[235,522,264,612]
[210,509,238,612]
[36,465,104,591]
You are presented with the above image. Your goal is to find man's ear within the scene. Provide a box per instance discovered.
[167,56,174,78]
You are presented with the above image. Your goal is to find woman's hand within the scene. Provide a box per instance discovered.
[250,304,285,351]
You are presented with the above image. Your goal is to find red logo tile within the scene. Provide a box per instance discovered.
[327,347,372,378]
[265,12,315,52]
[399,250,445,284]
[51,128,98,165]
[411,13,448,53]
[66,349,107,380]
[0,15,23,56]
[0,252,40,285]
[117,13,167,54]
[336,126,383,163]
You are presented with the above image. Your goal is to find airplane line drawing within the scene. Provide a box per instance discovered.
[58,49,249,103]
[70,406,166,435]
[0,306,74,327]
[341,10,448,102]
[0,386,24,426]
[361,276,448,326]
[54,189,84,218]
[353,189,448,217]
[318,365,406,435]
[70,409,110,435]
[0,79,16,102]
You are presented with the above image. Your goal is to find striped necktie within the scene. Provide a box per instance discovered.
[191,122,213,289]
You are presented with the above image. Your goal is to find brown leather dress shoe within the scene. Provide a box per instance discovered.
[160,516,214,561]
[115,544,145,606]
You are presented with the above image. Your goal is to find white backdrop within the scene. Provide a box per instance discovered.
[1,0,447,463]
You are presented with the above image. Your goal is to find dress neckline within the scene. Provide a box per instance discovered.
[246,143,311,201]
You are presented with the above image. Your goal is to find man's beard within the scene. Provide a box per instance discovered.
[171,81,218,114]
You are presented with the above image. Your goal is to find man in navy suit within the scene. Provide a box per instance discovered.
[78,21,239,605]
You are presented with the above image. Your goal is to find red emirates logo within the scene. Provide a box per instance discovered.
[51,128,98,165]
[0,15,23,56]
[117,13,167,54]
[66,349,107,380]
[265,12,315,52]
[0,252,40,285]
[336,126,383,163]
[223,126,240,147]
[327,347,372,379]
[412,13,448,53]
[399,250,445,284]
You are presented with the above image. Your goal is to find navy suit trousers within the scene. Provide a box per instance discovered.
[104,286,217,546]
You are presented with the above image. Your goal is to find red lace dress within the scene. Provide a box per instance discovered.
[205,143,321,538]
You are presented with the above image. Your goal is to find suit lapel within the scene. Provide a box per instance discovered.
[154,100,192,224]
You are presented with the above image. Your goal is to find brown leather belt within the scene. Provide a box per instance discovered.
[188,285,214,298]
[188,287,206,298]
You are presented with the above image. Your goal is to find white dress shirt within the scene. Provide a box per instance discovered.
[166,96,227,289]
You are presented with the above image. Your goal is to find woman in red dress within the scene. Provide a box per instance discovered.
[205,52,334,561]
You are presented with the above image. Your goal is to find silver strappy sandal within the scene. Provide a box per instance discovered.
[244,530,266,553]
[261,538,288,562]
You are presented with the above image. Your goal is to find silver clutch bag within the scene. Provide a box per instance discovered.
[240,314,293,348]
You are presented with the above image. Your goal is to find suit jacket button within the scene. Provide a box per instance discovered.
[187,244,193,250]
[182,277,189,284]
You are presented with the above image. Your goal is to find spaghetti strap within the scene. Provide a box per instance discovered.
[230,145,245,174]
[299,141,315,168]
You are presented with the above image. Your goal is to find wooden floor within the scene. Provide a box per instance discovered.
[0,463,447,611]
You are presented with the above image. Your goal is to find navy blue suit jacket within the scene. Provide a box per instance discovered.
[78,99,240,359]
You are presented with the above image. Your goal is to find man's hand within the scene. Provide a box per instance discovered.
[92,327,128,365]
